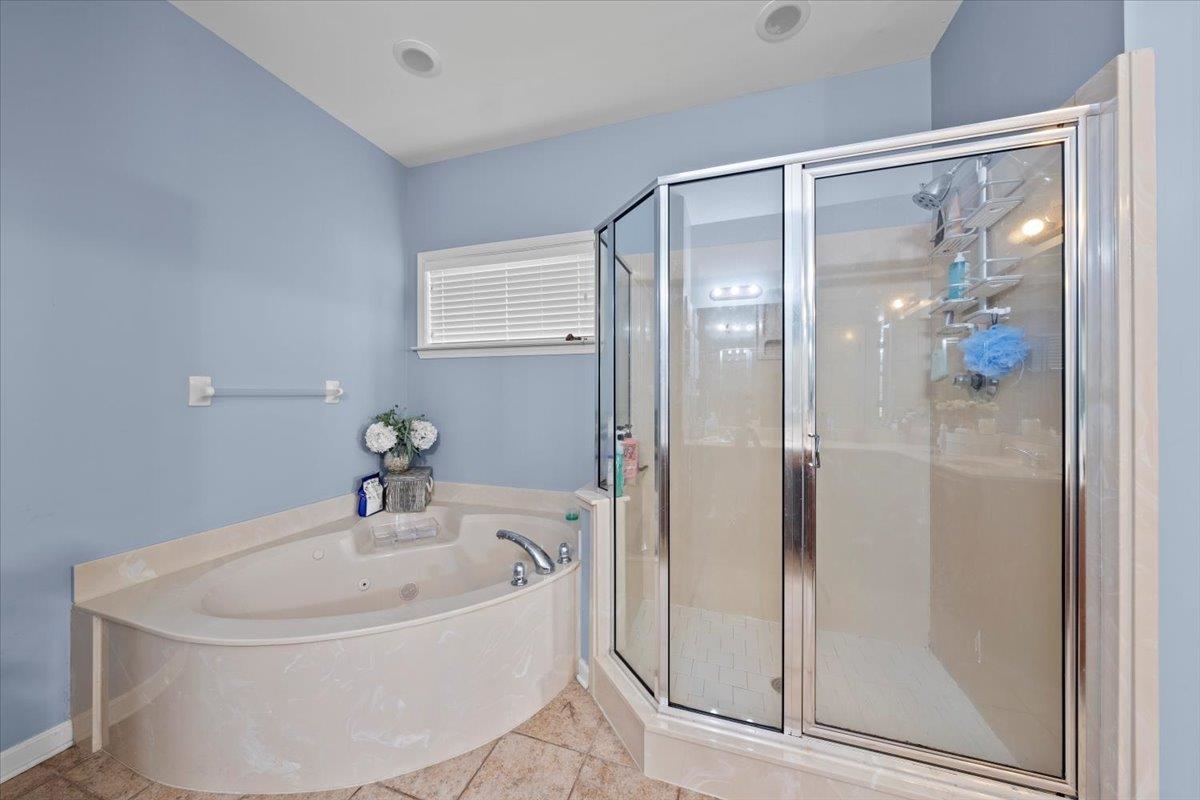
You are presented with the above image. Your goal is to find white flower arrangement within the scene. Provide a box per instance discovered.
[364,407,438,464]
[409,419,438,451]
[364,421,399,454]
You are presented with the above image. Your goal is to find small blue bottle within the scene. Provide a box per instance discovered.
[947,252,969,300]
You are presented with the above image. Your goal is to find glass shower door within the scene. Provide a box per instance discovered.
[667,169,784,728]
[799,136,1074,786]
[611,193,660,693]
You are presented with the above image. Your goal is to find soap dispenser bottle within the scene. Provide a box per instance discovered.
[947,252,969,299]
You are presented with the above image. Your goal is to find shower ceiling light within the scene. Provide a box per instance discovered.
[756,1,811,43]
[1020,217,1047,237]
[711,283,763,301]
[891,297,906,310]
[393,40,441,77]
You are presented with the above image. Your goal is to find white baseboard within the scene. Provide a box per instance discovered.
[576,657,590,689]
[0,721,73,782]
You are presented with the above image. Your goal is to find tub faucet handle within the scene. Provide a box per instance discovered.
[511,561,528,587]
[557,542,572,565]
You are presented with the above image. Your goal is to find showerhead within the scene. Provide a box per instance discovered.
[912,171,954,210]
[911,158,977,211]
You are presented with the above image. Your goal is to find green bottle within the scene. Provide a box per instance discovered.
[614,433,625,497]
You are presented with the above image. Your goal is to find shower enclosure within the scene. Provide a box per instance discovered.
[595,107,1099,795]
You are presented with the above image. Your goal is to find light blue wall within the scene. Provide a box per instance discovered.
[931,0,1124,128]
[0,0,407,750]
[404,58,933,491]
[1123,6,1200,798]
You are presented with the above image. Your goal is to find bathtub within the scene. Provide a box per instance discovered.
[75,502,579,794]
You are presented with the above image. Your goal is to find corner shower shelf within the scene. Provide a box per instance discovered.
[936,321,976,337]
[963,306,1012,324]
[981,256,1022,275]
[928,177,1025,260]
[961,195,1024,230]
[930,231,978,258]
[935,296,979,314]
[968,274,1023,298]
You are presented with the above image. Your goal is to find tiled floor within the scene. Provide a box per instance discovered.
[0,682,715,800]
[815,630,1013,765]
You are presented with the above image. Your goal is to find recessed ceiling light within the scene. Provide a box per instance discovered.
[393,39,441,77]
[756,0,811,43]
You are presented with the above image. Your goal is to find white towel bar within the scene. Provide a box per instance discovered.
[188,376,342,406]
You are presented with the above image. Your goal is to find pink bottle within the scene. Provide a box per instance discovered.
[622,437,639,483]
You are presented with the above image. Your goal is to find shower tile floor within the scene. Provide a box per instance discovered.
[634,604,1013,765]
[669,604,783,726]
[815,630,1014,766]
[0,682,715,800]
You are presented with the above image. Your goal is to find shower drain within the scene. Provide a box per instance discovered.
[399,582,419,601]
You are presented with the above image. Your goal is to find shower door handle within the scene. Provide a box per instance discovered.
[808,433,821,469]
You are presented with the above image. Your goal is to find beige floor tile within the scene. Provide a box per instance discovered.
[63,754,150,800]
[241,790,356,800]
[381,741,495,800]
[567,757,678,800]
[0,765,56,800]
[132,784,242,799]
[18,777,98,800]
[43,745,99,773]
[515,681,605,752]
[587,722,635,768]
[352,787,415,800]
[677,790,718,800]
[460,733,584,800]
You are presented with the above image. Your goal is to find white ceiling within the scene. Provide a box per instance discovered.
[172,0,959,167]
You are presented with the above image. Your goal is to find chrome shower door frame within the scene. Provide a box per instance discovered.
[784,124,1084,796]
[596,103,1100,796]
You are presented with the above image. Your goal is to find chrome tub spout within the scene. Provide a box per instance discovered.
[496,529,555,575]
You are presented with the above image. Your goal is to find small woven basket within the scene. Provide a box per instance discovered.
[383,467,434,513]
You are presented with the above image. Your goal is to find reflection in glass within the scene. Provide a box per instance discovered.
[812,145,1065,776]
[612,195,658,692]
[668,169,784,728]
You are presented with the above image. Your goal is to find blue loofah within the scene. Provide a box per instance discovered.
[957,324,1030,379]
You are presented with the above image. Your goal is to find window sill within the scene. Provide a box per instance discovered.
[414,343,595,359]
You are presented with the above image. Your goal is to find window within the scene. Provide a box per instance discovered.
[416,231,595,358]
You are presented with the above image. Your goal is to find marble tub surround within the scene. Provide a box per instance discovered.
[73,482,580,606]
[74,494,359,604]
[77,504,577,644]
[71,491,584,794]
[0,684,714,800]
[430,481,579,516]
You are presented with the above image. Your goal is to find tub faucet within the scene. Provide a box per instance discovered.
[496,529,555,575]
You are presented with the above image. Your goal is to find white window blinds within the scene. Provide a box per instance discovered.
[421,234,595,349]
